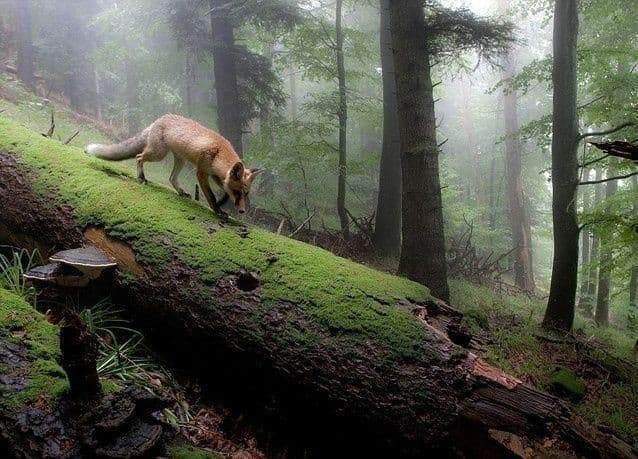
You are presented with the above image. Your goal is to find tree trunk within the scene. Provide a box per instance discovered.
[93,64,103,122]
[586,168,603,307]
[501,49,535,293]
[461,82,482,207]
[125,58,139,136]
[0,121,634,458]
[289,63,298,121]
[335,0,349,238]
[629,176,638,331]
[577,169,593,316]
[14,0,35,89]
[209,0,243,157]
[594,175,618,327]
[373,0,401,258]
[185,55,194,117]
[542,0,580,332]
[391,0,449,302]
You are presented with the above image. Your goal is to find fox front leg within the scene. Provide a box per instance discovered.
[196,169,227,218]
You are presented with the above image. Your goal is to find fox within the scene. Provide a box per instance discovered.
[85,114,263,215]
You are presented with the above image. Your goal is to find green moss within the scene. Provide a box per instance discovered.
[549,366,586,401]
[100,378,123,395]
[166,445,222,459]
[0,289,68,407]
[0,117,433,358]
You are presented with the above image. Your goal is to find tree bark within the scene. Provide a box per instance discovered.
[577,169,593,316]
[594,174,618,327]
[335,0,349,238]
[501,48,535,293]
[14,0,35,89]
[543,0,580,332]
[391,0,449,302]
[210,0,243,157]
[373,0,401,257]
[629,176,638,331]
[1,128,635,457]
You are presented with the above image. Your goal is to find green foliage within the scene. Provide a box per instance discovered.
[0,248,39,303]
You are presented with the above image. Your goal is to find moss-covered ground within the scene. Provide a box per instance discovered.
[0,114,432,358]
[450,279,638,442]
[0,288,68,408]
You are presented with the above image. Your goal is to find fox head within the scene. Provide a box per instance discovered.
[224,162,264,213]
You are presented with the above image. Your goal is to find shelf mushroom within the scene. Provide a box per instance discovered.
[24,245,117,287]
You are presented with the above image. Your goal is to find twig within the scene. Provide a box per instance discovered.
[578,154,610,169]
[289,210,316,238]
[63,130,80,145]
[579,171,638,185]
[577,122,634,142]
[276,219,286,236]
[42,111,55,138]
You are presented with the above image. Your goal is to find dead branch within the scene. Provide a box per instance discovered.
[63,130,80,145]
[589,140,638,162]
[41,111,55,138]
[579,171,638,185]
[289,210,317,238]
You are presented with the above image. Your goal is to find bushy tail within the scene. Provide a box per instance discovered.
[84,130,147,161]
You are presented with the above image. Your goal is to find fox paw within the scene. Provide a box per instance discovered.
[178,190,191,198]
[138,177,148,185]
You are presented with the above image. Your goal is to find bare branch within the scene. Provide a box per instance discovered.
[63,130,80,145]
[579,171,638,185]
[578,154,610,169]
[289,210,316,238]
[577,122,635,142]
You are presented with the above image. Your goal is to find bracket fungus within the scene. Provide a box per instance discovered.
[24,245,117,287]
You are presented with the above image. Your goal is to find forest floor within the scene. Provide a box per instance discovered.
[1,73,636,452]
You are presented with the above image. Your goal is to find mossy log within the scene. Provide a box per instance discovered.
[0,117,635,458]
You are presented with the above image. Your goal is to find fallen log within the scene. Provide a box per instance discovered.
[0,117,635,457]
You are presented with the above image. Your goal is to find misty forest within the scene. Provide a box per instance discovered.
[0,0,637,457]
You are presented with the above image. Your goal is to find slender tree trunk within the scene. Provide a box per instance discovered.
[629,176,638,331]
[594,175,618,327]
[501,49,535,293]
[391,0,450,302]
[210,0,243,157]
[373,0,401,257]
[289,64,298,122]
[542,0,580,332]
[125,59,139,136]
[185,55,193,117]
[461,82,482,206]
[586,168,603,309]
[577,169,592,315]
[93,64,103,122]
[14,0,35,89]
[335,0,349,238]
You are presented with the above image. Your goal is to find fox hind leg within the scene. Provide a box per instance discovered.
[135,139,169,185]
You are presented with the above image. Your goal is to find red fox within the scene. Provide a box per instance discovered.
[85,114,263,215]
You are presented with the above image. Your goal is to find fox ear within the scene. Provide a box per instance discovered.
[230,162,244,181]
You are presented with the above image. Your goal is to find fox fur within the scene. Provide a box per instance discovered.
[85,114,262,215]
